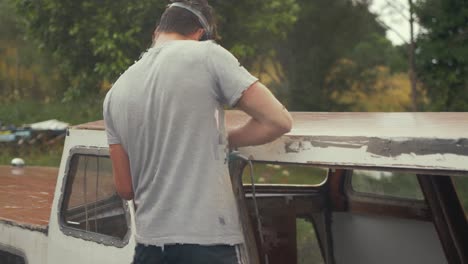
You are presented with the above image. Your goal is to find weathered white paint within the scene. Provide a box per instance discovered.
[0,223,48,264]
[45,129,137,264]
[237,137,468,175]
[75,112,468,174]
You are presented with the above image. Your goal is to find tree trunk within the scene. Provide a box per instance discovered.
[408,0,418,111]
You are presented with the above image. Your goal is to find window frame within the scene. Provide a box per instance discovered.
[0,244,27,264]
[417,174,468,263]
[232,160,329,263]
[450,175,468,219]
[345,169,431,221]
[347,169,427,203]
[241,160,329,188]
[58,146,131,248]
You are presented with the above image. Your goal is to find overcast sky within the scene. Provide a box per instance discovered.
[370,0,421,45]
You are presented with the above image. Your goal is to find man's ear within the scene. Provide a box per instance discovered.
[195,28,205,40]
[153,27,160,41]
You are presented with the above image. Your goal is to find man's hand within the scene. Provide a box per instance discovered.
[228,81,293,148]
[109,144,134,200]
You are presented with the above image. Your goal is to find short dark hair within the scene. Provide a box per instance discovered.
[157,0,218,40]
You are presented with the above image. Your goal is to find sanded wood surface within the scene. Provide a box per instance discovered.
[0,166,58,228]
[76,111,468,139]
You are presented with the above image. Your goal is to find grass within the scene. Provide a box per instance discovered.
[0,98,104,126]
[0,98,103,167]
[297,218,325,264]
[0,143,63,167]
[242,163,327,186]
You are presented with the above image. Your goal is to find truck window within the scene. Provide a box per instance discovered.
[240,162,326,263]
[0,249,25,264]
[351,170,424,200]
[242,163,327,185]
[60,153,129,245]
[452,176,468,219]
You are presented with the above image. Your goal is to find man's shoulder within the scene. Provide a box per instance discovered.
[201,41,230,54]
[157,41,228,68]
[165,40,226,56]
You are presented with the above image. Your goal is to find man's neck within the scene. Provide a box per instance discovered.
[153,32,191,47]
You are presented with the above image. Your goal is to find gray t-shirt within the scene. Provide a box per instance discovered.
[103,40,258,246]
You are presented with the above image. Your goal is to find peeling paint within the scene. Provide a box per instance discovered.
[0,219,48,234]
[285,136,468,157]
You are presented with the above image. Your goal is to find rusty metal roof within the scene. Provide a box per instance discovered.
[0,166,58,229]
[74,111,468,173]
[75,120,106,131]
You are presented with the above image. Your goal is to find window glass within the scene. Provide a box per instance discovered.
[297,219,324,264]
[62,154,128,240]
[452,176,468,219]
[352,170,424,200]
[0,250,25,264]
[242,163,327,185]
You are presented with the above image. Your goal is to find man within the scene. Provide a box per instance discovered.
[103,0,293,263]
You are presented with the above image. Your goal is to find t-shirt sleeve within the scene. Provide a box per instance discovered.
[103,91,121,145]
[207,42,258,107]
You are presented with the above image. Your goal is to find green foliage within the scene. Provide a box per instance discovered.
[329,66,414,111]
[352,171,424,200]
[0,99,102,125]
[13,0,168,100]
[326,33,411,111]
[12,0,298,100]
[0,0,64,102]
[10,0,410,111]
[415,0,468,111]
[0,98,102,167]
[11,0,460,114]
[277,0,392,111]
[214,0,299,62]
[0,0,22,39]
[242,163,327,185]
[346,33,408,74]
[297,219,324,264]
[0,143,63,167]
[452,176,468,217]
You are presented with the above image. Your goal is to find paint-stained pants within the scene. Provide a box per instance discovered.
[132,243,242,264]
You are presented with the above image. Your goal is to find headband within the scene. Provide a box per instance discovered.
[168,2,212,39]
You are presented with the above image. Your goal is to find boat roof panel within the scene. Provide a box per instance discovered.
[75,111,468,139]
[74,112,468,173]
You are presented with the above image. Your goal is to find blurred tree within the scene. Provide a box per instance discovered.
[0,0,61,102]
[12,0,412,111]
[13,0,298,100]
[213,0,298,97]
[329,65,414,111]
[214,0,299,61]
[326,33,414,111]
[276,0,406,111]
[13,0,167,100]
[1,0,24,100]
[415,0,468,111]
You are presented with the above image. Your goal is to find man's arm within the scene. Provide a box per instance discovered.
[228,81,293,148]
[109,144,134,200]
